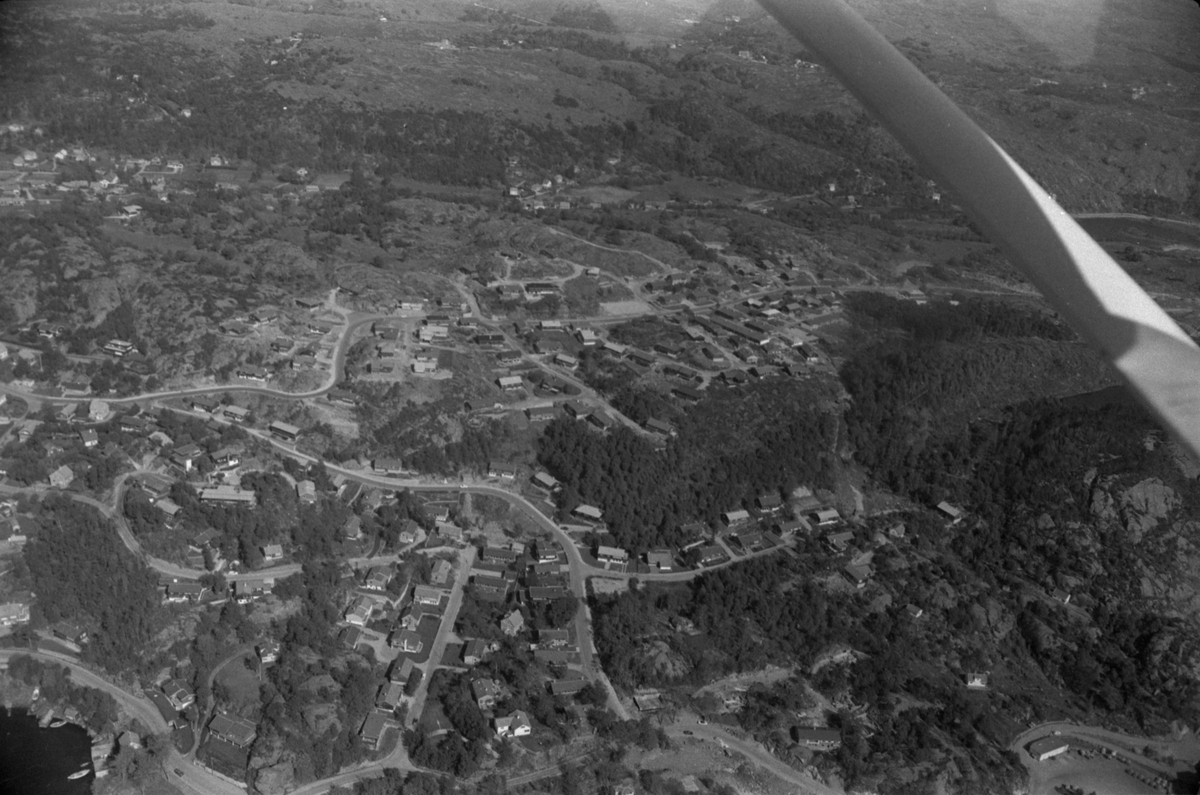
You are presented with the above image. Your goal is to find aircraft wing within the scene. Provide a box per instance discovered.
[757,0,1200,460]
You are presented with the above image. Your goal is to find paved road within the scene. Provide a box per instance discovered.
[0,297,386,408]
[0,648,166,732]
[194,645,254,754]
[404,545,476,730]
[665,725,841,795]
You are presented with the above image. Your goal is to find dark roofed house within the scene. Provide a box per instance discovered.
[756,493,783,512]
[208,712,257,748]
[483,546,518,564]
[360,713,396,751]
[550,679,588,696]
[534,648,572,666]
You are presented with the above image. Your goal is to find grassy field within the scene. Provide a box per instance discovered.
[215,654,262,715]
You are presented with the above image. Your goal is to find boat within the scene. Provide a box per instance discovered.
[50,719,68,728]
[67,770,90,780]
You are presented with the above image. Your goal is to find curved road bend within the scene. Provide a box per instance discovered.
[0,649,245,795]
[664,725,842,795]
[0,307,392,408]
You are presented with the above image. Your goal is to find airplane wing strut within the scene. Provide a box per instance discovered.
[757,0,1200,460]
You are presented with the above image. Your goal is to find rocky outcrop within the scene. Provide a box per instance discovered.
[1118,478,1180,540]
[1091,477,1179,542]
[253,756,296,795]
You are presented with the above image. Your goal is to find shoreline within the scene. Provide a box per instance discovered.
[0,670,39,711]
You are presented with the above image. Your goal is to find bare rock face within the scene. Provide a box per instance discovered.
[253,756,296,795]
[646,639,690,679]
[1118,478,1180,540]
[1090,486,1118,523]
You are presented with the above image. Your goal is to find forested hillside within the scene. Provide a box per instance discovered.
[23,495,163,674]
[537,379,838,551]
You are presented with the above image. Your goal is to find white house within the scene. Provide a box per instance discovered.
[494,710,532,738]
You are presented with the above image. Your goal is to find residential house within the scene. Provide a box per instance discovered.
[212,446,241,469]
[494,711,532,738]
[413,585,443,606]
[232,578,268,605]
[344,598,372,627]
[389,629,423,654]
[360,713,396,751]
[500,610,525,636]
[483,546,518,565]
[720,509,751,527]
[364,568,391,592]
[792,726,842,749]
[810,508,841,526]
[497,375,523,391]
[1027,736,1070,762]
[965,672,989,689]
[532,472,560,491]
[256,641,281,663]
[200,486,256,506]
[826,531,855,552]
[462,638,487,666]
[389,657,416,684]
[756,493,783,512]
[235,365,270,382]
[644,417,675,436]
[537,628,570,647]
[528,586,568,602]
[268,421,300,442]
[376,682,405,711]
[222,405,251,423]
[208,713,257,748]
[550,679,588,696]
[472,678,499,710]
[296,480,317,503]
[48,465,74,489]
[164,679,196,710]
[0,602,31,626]
[430,558,452,585]
[573,504,603,522]
[843,563,872,589]
[398,519,420,545]
[166,581,206,602]
[937,501,965,524]
[596,546,629,565]
[645,550,674,572]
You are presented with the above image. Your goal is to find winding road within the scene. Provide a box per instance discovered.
[0,284,816,794]
[664,725,840,795]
